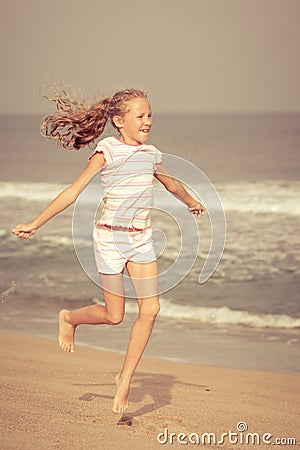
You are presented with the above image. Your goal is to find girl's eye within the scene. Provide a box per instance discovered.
[137,114,152,119]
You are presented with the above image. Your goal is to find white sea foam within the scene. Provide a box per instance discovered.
[40,235,75,247]
[1,180,300,216]
[39,235,89,248]
[0,181,68,202]
[0,229,8,238]
[125,298,300,329]
[217,181,300,216]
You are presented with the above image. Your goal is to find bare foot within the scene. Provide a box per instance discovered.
[58,309,76,354]
[113,373,130,414]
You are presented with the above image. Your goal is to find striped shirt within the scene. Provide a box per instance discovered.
[89,136,162,229]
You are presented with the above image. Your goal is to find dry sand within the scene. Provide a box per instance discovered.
[0,331,299,450]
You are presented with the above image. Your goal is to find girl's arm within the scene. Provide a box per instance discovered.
[12,152,105,239]
[154,164,205,218]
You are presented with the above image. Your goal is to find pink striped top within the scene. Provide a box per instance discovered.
[89,136,162,229]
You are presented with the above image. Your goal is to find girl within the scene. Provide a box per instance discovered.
[12,86,205,414]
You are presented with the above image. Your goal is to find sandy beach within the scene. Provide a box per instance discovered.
[1,331,299,450]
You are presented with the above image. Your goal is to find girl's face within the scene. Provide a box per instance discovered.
[115,97,152,146]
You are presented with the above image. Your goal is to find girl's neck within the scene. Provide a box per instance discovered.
[115,136,142,147]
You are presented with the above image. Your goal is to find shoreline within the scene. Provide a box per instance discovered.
[1,289,300,377]
[1,331,299,450]
[2,324,300,377]
[1,291,299,376]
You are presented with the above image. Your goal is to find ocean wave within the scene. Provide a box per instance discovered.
[39,235,90,248]
[1,180,300,216]
[218,181,300,216]
[0,228,89,249]
[124,298,300,329]
[0,181,68,202]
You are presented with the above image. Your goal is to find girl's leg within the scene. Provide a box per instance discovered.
[113,260,160,413]
[58,273,125,353]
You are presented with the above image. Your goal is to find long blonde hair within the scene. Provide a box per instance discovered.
[40,83,147,150]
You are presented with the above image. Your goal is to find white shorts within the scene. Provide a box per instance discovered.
[93,226,157,274]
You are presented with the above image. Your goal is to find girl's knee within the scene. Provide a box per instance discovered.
[139,299,160,320]
[106,311,124,325]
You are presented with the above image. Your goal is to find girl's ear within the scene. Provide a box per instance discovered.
[112,115,123,129]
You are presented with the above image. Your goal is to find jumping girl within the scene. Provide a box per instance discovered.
[12,86,205,414]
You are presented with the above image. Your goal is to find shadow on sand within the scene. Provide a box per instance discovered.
[74,371,209,425]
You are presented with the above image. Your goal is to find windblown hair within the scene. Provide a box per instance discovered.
[40,83,147,150]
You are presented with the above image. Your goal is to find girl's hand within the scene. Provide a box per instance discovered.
[12,222,37,239]
[188,202,206,218]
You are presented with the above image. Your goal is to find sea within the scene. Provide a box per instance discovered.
[0,113,299,375]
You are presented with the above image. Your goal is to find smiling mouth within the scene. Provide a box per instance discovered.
[140,129,150,133]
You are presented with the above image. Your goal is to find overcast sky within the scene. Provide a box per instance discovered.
[1,0,299,114]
